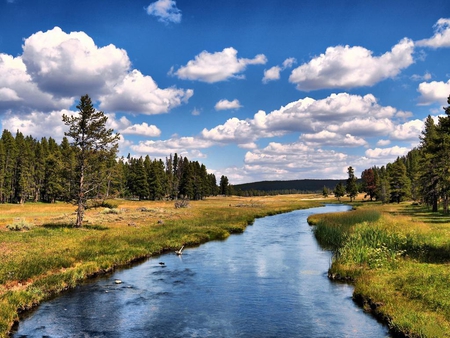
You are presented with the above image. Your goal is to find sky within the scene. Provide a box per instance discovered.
[1,0,450,184]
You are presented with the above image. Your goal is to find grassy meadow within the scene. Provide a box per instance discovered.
[308,202,450,337]
[0,194,324,337]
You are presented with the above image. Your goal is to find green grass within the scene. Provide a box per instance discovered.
[310,202,450,337]
[0,195,322,337]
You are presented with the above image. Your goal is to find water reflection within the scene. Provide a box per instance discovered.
[13,204,391,338]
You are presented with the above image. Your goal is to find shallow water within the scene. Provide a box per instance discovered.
[12,204,391,337]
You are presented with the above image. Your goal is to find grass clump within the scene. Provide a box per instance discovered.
[311,202,450,337]
[6,219,33,231]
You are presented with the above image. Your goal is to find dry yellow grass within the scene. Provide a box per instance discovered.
[0,194,323,337]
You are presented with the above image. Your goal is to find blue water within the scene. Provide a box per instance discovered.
[12,204,391,337]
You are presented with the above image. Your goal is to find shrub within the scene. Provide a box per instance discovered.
[6,218,33,231]
[100,208,121,215]
[174,199,190,209]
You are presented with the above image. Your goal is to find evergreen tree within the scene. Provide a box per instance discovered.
[62,94,120,227]
[345,166,358,201]
[219,175,229,195]
[388,158,411,203]
[418,115,439,211]
[322,185,329,198]
[333,182,345,201]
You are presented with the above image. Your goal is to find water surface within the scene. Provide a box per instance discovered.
[13,204,391,337]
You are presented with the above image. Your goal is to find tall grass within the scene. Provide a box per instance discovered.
[310,202,450,337]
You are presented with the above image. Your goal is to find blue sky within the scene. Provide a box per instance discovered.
[1,0,450,184]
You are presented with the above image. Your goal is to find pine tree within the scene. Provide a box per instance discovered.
[333,182,345,201]
[62,94,120,227]
[418,115,439,211]
[388,158,411,203]
[346,166,358,201]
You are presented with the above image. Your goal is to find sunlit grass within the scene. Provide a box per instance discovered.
[310,201,450,337]
[0,194,322,337]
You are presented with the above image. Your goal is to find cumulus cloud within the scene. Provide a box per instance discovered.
[377,139,391,146]
[0,53,73,112]
[300,130,368,147]
[172,47,267,83]
[22,27,131,97]
[262,57,296,83]
[365,145,410,159]
[121,122,161,137]
[262,66,281,83]
[416,18,450,48]
[1,109,71,141]
[390,119,424,141]
[130,136,213,157]
[289,38,415,91]
[0,27,192,115]
[201,93,407,147]
[242,141,351,180]
[145,0,182,24]
[417,79,450,105]
[215,99,242,111]
[99,69,193,115]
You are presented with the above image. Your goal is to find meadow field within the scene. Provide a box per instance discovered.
[308,202,450,337]
[2,195,450,337]
[0,195,323,337]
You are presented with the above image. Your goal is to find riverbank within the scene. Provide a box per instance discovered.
[308,202,450,337]
[0,195,323,337]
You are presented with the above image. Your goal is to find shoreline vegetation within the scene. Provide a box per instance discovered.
[2,195,449,338]
[0,195,323,337]
[308,200,450,338]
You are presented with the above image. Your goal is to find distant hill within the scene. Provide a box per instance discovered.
[233,179,348,193]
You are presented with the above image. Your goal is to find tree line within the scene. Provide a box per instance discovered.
[357,95,450,212]
[0,97,229,207]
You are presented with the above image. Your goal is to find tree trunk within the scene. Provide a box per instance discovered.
[76,165,85,227]
[432,195,438,212]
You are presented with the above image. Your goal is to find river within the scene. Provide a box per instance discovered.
[12,204,391,337]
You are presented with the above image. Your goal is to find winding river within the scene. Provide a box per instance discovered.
[12,204,391,337]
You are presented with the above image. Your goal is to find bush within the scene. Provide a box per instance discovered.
[100,208,121,215]
[174,199,190,209]
[6,218,33,231]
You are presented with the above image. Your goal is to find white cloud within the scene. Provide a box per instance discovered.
[416,18,450,48]
[145,0,182,24]
[1,109,71,141]
[327,117,394,137]
[376,139,391,146]
[202,93,406,146]
[300,130,367,147]
[121,122,161,137]
[215,99,242,111]
[390,119,424,141]
[282,57,296,69]
[130,136,213,157]
[22,27,131,97]
[365,145,409,159]
[289,38,415,91]
[411,72,432,81]
[172,47,267,83]
[0,27,193,115]
[417,79,450,105]
[262,57,296,83]
[0,52,73,112]
[99,69,193,115]
[241,141,351,181]
[262,66,281,83]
